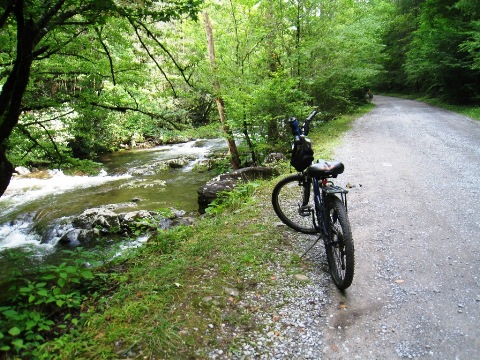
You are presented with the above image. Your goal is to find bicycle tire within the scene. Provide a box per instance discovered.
[325,195,354,290]
[272,174,317,234]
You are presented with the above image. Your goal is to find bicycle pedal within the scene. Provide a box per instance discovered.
[299,205,313,216]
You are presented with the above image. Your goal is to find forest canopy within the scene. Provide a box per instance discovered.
[1,0,479,197]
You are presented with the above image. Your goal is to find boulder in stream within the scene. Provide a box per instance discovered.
[59,206,194,246]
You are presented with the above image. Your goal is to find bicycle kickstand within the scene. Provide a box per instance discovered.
[301,234,323,258]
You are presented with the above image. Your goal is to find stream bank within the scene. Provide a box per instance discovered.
[0,138,228,262]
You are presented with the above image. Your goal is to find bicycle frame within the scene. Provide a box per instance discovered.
[301,174,349,256]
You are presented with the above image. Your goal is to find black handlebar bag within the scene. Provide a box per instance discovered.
[290,137,314,172]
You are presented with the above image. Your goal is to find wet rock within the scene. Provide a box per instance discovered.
[264,153,287,164]
[171,216,196,227]
[120,210,156,223]
[59,228,92,245]
[197,179,236,214]
[14,166,31,176]
[167,158,190,168]
[72,208,120,229]
[60,206,196,246]
[218,166,278,182]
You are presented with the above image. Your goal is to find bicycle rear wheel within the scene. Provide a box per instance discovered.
[325,196,354,290]
[271,174,317,234]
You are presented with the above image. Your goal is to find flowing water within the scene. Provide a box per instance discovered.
[0,139,227,260]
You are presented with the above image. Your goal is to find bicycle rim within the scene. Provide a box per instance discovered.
[272,174,317,234]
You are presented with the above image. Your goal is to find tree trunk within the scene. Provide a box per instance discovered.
[203,11,241,170]
[0,4,37,197]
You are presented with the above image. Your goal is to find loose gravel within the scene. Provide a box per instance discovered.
[208,230,334,359]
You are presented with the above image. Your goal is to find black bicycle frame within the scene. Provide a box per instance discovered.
[312,177,328,235]
[300,173,349,258]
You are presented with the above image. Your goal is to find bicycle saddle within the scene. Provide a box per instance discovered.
[307,160,344,178]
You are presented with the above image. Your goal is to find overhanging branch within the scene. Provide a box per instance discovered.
[128,17,178,98]
[89,102,183,130]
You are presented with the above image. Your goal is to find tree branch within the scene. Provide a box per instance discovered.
[17,124,57,163]
[95,26,116,85]
[89,102,183,130]
[128,18,178,97]
[20,109,76,127]
[134,19,195,88]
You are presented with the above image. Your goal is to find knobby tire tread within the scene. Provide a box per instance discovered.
[325,196,355,290]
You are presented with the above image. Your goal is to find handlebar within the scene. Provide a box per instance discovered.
[288,110,318,140]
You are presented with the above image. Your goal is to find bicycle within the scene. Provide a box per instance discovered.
[271,110,355,290]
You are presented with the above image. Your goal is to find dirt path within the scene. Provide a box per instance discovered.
[321,96,480,359]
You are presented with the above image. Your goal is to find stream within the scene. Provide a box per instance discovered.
[0,139,227,264]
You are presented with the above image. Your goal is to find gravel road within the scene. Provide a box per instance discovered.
[322,95,480,359]
[209,95,479,359]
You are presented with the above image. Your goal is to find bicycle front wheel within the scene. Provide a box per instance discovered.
[325,196,355,290]
[272,174,317,234]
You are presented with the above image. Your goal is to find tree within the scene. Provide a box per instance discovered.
[203,11,241,169]
[0,0,203,197]
[380,0,480,103]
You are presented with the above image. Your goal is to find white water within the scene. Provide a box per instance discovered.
[0,170,131,218]
[0,170,132,252]
[0,139,227,253]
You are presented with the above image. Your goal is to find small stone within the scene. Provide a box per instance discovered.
[294,274,309,282]
[224,287,239,297]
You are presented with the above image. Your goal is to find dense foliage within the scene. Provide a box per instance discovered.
[0,0,204,195]
[1,0,479,357]
[1,0,393,197]
[379,0,480,104]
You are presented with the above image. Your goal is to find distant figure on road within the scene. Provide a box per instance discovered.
[365,89,373,103]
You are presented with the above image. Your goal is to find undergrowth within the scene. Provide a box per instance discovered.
[0,105,373,359]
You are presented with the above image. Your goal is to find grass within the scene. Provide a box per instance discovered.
[23,105,372,359]
[418,98,480,121]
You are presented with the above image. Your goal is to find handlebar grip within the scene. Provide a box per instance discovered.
[306,110,318,122]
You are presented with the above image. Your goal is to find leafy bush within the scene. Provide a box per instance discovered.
[0,249,107,359]
[205,182,261,216]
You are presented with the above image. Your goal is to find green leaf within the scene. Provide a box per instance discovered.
[82,270,95,279]
[8,327,21,336]
[25,320,37,330]
[37,289,49,297]
[41,274,56,281]
[11,338,25,349]
[2,309,19,320]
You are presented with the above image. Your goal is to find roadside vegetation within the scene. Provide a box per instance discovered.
[0,105,374,359]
